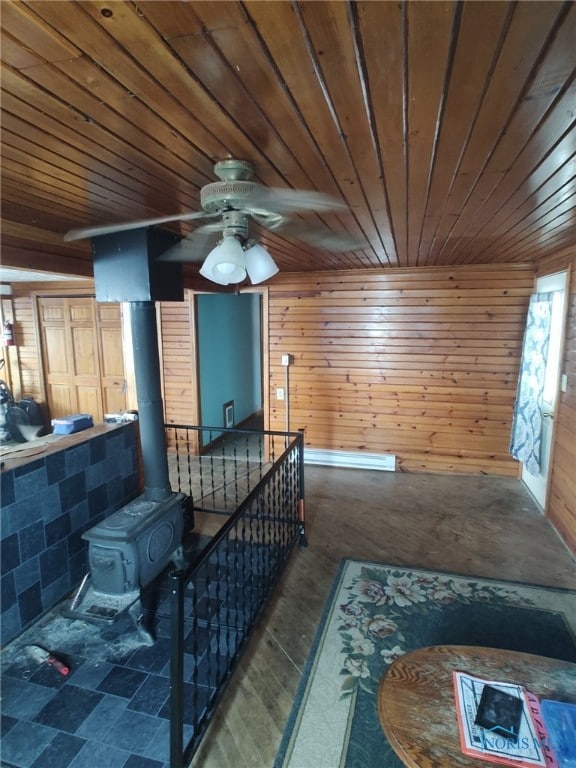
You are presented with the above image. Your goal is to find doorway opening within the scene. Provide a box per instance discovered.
[521,271,568,509]
[195,291,265,449]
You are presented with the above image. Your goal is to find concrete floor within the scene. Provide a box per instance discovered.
[190,466,576,767]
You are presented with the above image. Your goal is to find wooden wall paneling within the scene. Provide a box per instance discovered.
[295,1,398,266]
[8,65,202,218]
[0,113,191,218]
[159,291,200,453]
[2,2,575,273]
[0,296,21,399]
[0,1,81,62]
[96,302,127,415]
[11,290,43,403]
[0,83,200,224]
[0,78,200,244]
[239,285,271,434]
[355,1,407,266]
[473,165,576,262]
[10,2,217,172]
[268,265,534,475]
[539,256,576,553]
[415,1,513,265]
[0,240,92,278]
[496,205,576,263]
[172,2,374,270]
[1,126,201,231]
[405,1,456,266]
[441,6,576,264]
[240,1,387,265]
[72,1,256,162]
[429,1,566,266]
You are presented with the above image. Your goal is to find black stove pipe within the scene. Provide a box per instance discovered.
[129,301,172,502]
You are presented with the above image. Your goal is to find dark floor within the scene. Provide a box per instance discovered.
[0,534,243,768]
[1,421,287,768]
[2,600,183,767]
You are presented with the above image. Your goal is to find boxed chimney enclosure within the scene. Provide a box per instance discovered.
[65,228,188,633]
[92,227,183,304]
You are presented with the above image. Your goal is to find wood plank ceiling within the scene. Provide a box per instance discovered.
[1,0,575,281]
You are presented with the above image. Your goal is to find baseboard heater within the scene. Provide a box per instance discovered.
[304,448,396,471]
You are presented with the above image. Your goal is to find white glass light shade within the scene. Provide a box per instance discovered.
[199,237,246,285]
[245,243,279,284]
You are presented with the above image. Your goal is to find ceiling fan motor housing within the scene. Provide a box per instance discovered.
[201,158,263,215]
[201,180,262,214]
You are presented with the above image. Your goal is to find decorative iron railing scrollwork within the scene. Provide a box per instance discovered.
[164,425,305,768]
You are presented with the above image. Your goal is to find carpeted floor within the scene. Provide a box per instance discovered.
[274,559,576,768]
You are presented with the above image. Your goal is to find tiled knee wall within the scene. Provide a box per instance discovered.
[1,425,139,645]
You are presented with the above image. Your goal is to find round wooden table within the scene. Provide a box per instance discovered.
[378,645,576,767]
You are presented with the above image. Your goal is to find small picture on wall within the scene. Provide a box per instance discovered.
[224,401,234,429]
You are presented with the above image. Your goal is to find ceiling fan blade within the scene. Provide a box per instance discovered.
[292,227,367,252]
[156,223,222,262]
[246,187,348,215]
[253,213,367,252]
[64,210,215,242]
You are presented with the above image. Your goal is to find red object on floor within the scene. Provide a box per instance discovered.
[26,645,70,676]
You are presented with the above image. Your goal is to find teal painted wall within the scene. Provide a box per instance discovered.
[197,293,261,428]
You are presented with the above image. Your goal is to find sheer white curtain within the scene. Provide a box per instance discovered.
[510,292,554,476]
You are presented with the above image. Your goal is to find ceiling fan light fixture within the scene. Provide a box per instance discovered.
[245,242,279,284]
[200,236,246,285]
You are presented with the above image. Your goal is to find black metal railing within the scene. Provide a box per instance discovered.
[166,424,295,515]
[166,426,305,768]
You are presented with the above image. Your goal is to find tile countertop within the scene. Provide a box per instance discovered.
[0,423,132,474]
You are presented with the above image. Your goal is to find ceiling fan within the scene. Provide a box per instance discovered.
[64,159,364,285]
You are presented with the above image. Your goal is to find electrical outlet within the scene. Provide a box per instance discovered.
[276,387,285,401]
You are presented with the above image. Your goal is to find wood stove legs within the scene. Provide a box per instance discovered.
[128,599,155,647]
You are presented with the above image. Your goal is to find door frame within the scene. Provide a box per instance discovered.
[192,286,270,434]
[521,268,570,510]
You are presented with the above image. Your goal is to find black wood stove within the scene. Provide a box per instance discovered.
[64,229,188,641]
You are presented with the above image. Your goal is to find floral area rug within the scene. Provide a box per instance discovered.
[274,559,576,768]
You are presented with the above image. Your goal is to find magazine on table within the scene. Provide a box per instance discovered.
[540,700,576,768]
[452,671,558,767]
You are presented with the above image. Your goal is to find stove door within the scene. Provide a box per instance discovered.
[89,544,135,594]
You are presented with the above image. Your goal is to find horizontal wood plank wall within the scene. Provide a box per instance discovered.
[268,265,535,476]
[538,252,576,554]
[10,290,41,402]
[158,290,199,450]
